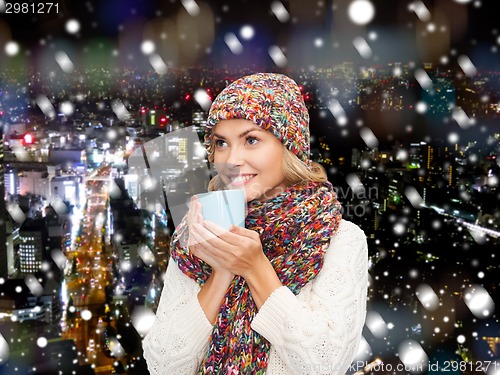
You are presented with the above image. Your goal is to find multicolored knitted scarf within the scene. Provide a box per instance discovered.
[170,180,342,374]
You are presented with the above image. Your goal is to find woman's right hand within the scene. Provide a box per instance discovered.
[188,195,235,324]
[187,195,233,277]
[187,195,203,249]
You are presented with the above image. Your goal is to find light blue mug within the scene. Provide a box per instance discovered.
[196,189,246,230]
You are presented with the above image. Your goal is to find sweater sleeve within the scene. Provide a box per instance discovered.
[142,257,213,375]
[251,220,368,375]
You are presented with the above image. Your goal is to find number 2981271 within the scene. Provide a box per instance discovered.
[3,2,60,14]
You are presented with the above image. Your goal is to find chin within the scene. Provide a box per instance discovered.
[244,192,260,202]
[246,187,277,202]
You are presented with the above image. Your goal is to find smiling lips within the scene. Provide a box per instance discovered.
[227,174,257,186]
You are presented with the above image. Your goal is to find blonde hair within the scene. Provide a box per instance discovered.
[207,142,328,192]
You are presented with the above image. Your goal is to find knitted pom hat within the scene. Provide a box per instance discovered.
[204,72,311,165]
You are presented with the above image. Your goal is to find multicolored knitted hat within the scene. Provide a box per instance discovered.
[204,72,311,165]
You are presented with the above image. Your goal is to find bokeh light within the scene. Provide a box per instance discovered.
[141,40,156,55]
[65,19,81,34]
[36,337,48,348]
[58,102,74,118]
[240,25,255,40]
[81,309,93,321]
[348,0,375,25]
[4,41,19,56]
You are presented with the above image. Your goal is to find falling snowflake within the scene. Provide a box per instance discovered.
[181,0,200,16]
[414,69,433,90]
[268,45,287,67]
[224,33,243,55]
[398,339,429,373]
[131,307,156,337]
[405,187,424,208]
[346,173,365,194]
[409,1,431,22]
[464,285,495,318]
[194,89,212,111]
[328,99,348,126]
[36,95,56,119]
[359,127,379,148]
[416,284,439,311]
[353,36,373,59]
[107,337,126,358]
[149,54,168,74]
[24,275,43,296]
[271,1,290,22]
[111,100,131,121]
[55,51,75,73]
[50,249,67,270]
[366,311,388,338]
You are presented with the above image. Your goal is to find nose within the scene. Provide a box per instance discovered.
[225,145,245,168]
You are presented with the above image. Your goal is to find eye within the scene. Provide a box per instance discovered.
[214,139,226,148]
[246,136,259,145]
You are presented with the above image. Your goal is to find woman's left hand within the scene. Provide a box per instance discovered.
[191,220,268,279]
[193,220,284,309]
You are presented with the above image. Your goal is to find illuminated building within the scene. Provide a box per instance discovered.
[5,217,18,278]
[0,125,6,278]
[18,219,47,276]
[19,170,50,197]
[4,167,19,197]
[51,176,80,206]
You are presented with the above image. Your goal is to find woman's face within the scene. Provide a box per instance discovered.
[212,119,288,202]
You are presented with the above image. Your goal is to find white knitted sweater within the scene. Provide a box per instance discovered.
[143,219,368,375]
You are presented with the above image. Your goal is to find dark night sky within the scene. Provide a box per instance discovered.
[1,0,498,70]
[1,0,498,149]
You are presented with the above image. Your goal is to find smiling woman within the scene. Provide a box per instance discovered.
[142,72,368,375]
[209,119,288,202]
[206,120,329,202]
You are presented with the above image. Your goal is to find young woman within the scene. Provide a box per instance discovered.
[143,73,368,374]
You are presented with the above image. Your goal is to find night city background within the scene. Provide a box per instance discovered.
[1,0,499,374]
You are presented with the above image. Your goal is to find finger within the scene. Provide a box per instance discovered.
[202,221,243,246]
[188,198,200,247]
[190,230,209,251]
[193,223,234,255]
[188,196,203,236]
[188,195,196,225]
[189,233,217,263]
[202,220,230,236]
[194,222,219,242]
[227,224,259,240]
[189,225,207,247]
[196,201,204,224]
[191,230,228,264]
[189,196,202,225]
